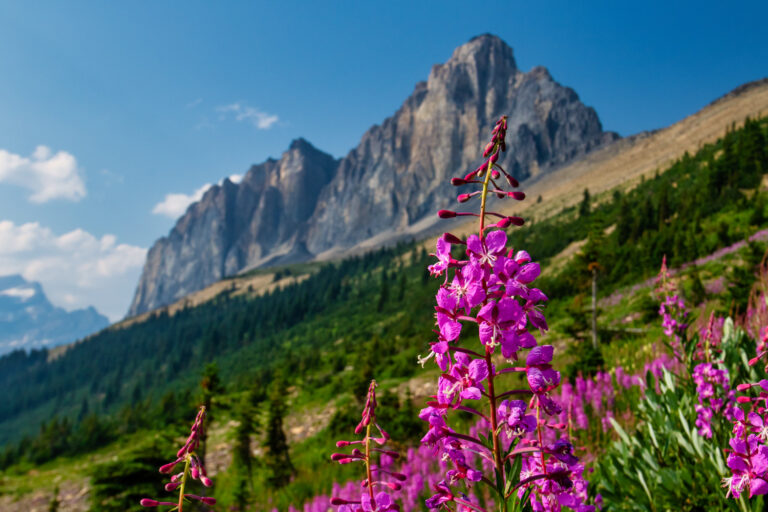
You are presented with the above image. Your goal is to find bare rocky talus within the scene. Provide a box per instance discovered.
[128,34,617,317]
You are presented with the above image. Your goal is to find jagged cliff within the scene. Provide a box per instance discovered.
[128,34,617,316]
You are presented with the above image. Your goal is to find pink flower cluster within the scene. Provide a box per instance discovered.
[420,117,592,512]
[693,363,736,438]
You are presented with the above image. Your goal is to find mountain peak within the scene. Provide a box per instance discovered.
[129,34,617,316]
[0,274,109,355]
[448,33,517,69]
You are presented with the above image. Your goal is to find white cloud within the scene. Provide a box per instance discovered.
[152,183,213,219]
[217,102,279,129]
[0,145,86,203]
[0,286,36,301]
[152,175,244,219]
[0,220,147,321]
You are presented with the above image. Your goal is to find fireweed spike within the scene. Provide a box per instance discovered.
[140,406,215,510]
[421,116,596,511]
[331,380,402,512]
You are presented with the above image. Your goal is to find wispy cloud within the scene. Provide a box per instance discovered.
[217,102,279,129]
[152,174,244,219]
[0,145,86,203]
[186,98,203,109]
[0,220,147,320]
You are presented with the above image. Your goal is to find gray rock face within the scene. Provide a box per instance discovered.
[0,275,109,355]
[128,34,618,317]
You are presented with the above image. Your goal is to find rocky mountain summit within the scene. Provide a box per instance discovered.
[128,34,618,316]
[0,275,109,355]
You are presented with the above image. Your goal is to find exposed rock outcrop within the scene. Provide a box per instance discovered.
[128,34,617,316]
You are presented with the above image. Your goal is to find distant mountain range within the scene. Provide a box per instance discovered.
[128,34,618,316]
[0,275,109,356]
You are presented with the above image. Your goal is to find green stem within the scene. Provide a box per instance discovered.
[177,453,191,512]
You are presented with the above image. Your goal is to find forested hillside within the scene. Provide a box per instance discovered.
[1,116,767,510]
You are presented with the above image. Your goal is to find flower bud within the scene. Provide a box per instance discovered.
[506,175,519,187]
[737,383,753,391]
[483,142,495,157]
[490,151,499,163]
[442,233,465,245]
[159,459,181,474]
[508,191,525,200]
[451,177,467,186]
[438,210,457,219]
[336,440,351,447]
[491,169,500,178]
[164,482,180,491]
[140,499,160,507]
[201,476,213,487]
[457,193,472,203]
[737,396,753,403]
[201,497,216,505]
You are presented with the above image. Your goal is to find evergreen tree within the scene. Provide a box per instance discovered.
[751,193,766,226]
[264,376,294,488]
[200,362,224,466]
[231,394,258,511]
[578,188,591,218]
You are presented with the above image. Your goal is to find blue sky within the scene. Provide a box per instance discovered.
[0,1,765,319]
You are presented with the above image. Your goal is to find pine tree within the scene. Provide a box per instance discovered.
[578,188,591,218]
[264,376,294,488]
[231,394,257,511]
[200,363,223,466]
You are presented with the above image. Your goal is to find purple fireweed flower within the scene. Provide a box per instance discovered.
[436,287,462,342]
[140,406,215,510]
[438,353,488,404]
[422,116,580,511]
[429,236,454,277]
[476,297,523,349]
[497,399,536,436]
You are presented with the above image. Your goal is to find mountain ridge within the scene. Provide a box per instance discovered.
[128,34,617,316]
[0,274,109,355]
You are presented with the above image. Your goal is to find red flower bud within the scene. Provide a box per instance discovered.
[737,396,753,403]
[491,169,500,178]
[336,440,351,447]
[508,191,526,200]
[483,142,495,157]
[438,210,457,218]
[737,383,753,391]
[442,233,465,245]
[140,499,160,507]
[457,193,472,203]
[451,177,467,186]
[506,175,519,187]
